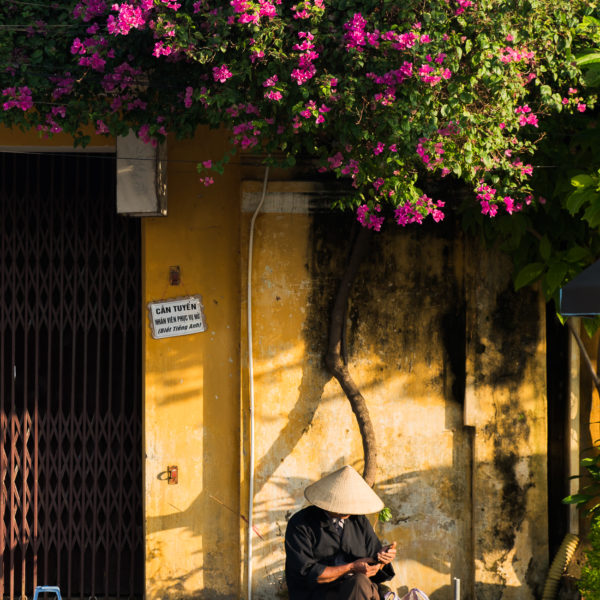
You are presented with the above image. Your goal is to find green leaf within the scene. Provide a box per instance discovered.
[571,174,596,188]
[514,262,545,291]
[563,493,593,504]
[566,189,599,215]
[544,261,569,297]
[378,507,392,522]
[576,52,600,66]
[539,236,551,261]
[566,245,590,262]
[584,201,600,228]
[583,316,600,338]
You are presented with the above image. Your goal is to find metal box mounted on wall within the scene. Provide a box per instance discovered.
[117,130,167,216]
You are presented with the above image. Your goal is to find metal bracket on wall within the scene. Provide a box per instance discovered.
[167,466,178,485]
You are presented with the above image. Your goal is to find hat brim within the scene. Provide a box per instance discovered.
[304,465,384,515]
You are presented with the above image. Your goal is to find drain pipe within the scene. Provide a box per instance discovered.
[247,166,269,600]
[541,533,579,600]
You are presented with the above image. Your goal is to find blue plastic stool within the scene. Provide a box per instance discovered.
[33,586,62,600]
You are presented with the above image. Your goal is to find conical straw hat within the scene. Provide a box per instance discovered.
[304,465,384,515]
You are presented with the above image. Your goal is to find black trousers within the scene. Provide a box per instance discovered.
[324,575,380,600]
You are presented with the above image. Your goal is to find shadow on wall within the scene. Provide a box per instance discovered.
[145,210,546,600]
[145,446,547,600]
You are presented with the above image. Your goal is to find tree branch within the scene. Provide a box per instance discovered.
[325,226,378,486]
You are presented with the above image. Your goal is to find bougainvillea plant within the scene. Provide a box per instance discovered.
[0,0,597,231]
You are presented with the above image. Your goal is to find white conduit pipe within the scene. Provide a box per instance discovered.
[247,166,269,600]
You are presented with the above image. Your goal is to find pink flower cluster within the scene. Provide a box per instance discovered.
[50,75,74,100]
[107,3,148,35]
[416,137,445,170]
[560,88,587,112]
[138,120,166,147]
[394,195,445,226]
[343,13,392,51]
[357,204,385,231]
[37,105,66,135]
[499,46,535,64]
[101,61,142,92]
[418,62,452,86]
[387,30,419,51]
[299,100,329,124]
[515,104,538,127]
[367,61,413,86]
[73,0,107,22]
[2,86,33,111]
[291,31,318,85]
[343,13,368,50]
[213,64,233,83]
[230,0,281,25]
[232,120,261,149]
[183,86,194,108]
[455,0,474,15]
[367,62,413,105]
[476,183,498,216]
[292,0,324,19]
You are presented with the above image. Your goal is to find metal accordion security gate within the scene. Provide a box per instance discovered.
[0,152,143,599]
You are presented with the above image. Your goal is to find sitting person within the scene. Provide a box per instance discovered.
[285,465,397,600]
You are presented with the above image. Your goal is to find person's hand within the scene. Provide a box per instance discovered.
[351,558,380,578]
[377,541,397,565]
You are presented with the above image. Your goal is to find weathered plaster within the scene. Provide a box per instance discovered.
[244,210,548,600]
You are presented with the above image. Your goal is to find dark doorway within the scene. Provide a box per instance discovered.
[0,152,143,599]
[546,305,570,558]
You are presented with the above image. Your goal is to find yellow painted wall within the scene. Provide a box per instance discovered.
[0,126,115,149]
[241,193,548,600]
[143,129,242,600]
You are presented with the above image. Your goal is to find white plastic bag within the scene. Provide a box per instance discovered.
[400,589,430,600]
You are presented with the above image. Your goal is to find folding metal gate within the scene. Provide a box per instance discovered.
[0,152,143,599]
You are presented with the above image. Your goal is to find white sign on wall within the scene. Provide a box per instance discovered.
[148,295,207,339]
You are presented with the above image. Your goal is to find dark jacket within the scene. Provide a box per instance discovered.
[285,506,394,600]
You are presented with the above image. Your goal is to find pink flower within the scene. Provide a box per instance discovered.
[515,104,531,114]
[264,90,282,101]
[577,103,586,112]
[357,204,384,231]
[2,86,34,111]
[70,38,86,55]
[213,64,233,83]
[95,119,110,134]
[327,152,343,168]
[184,86,193,108]
[202,160,212,169]
[262,75,278,87]
[107,3,146,35]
